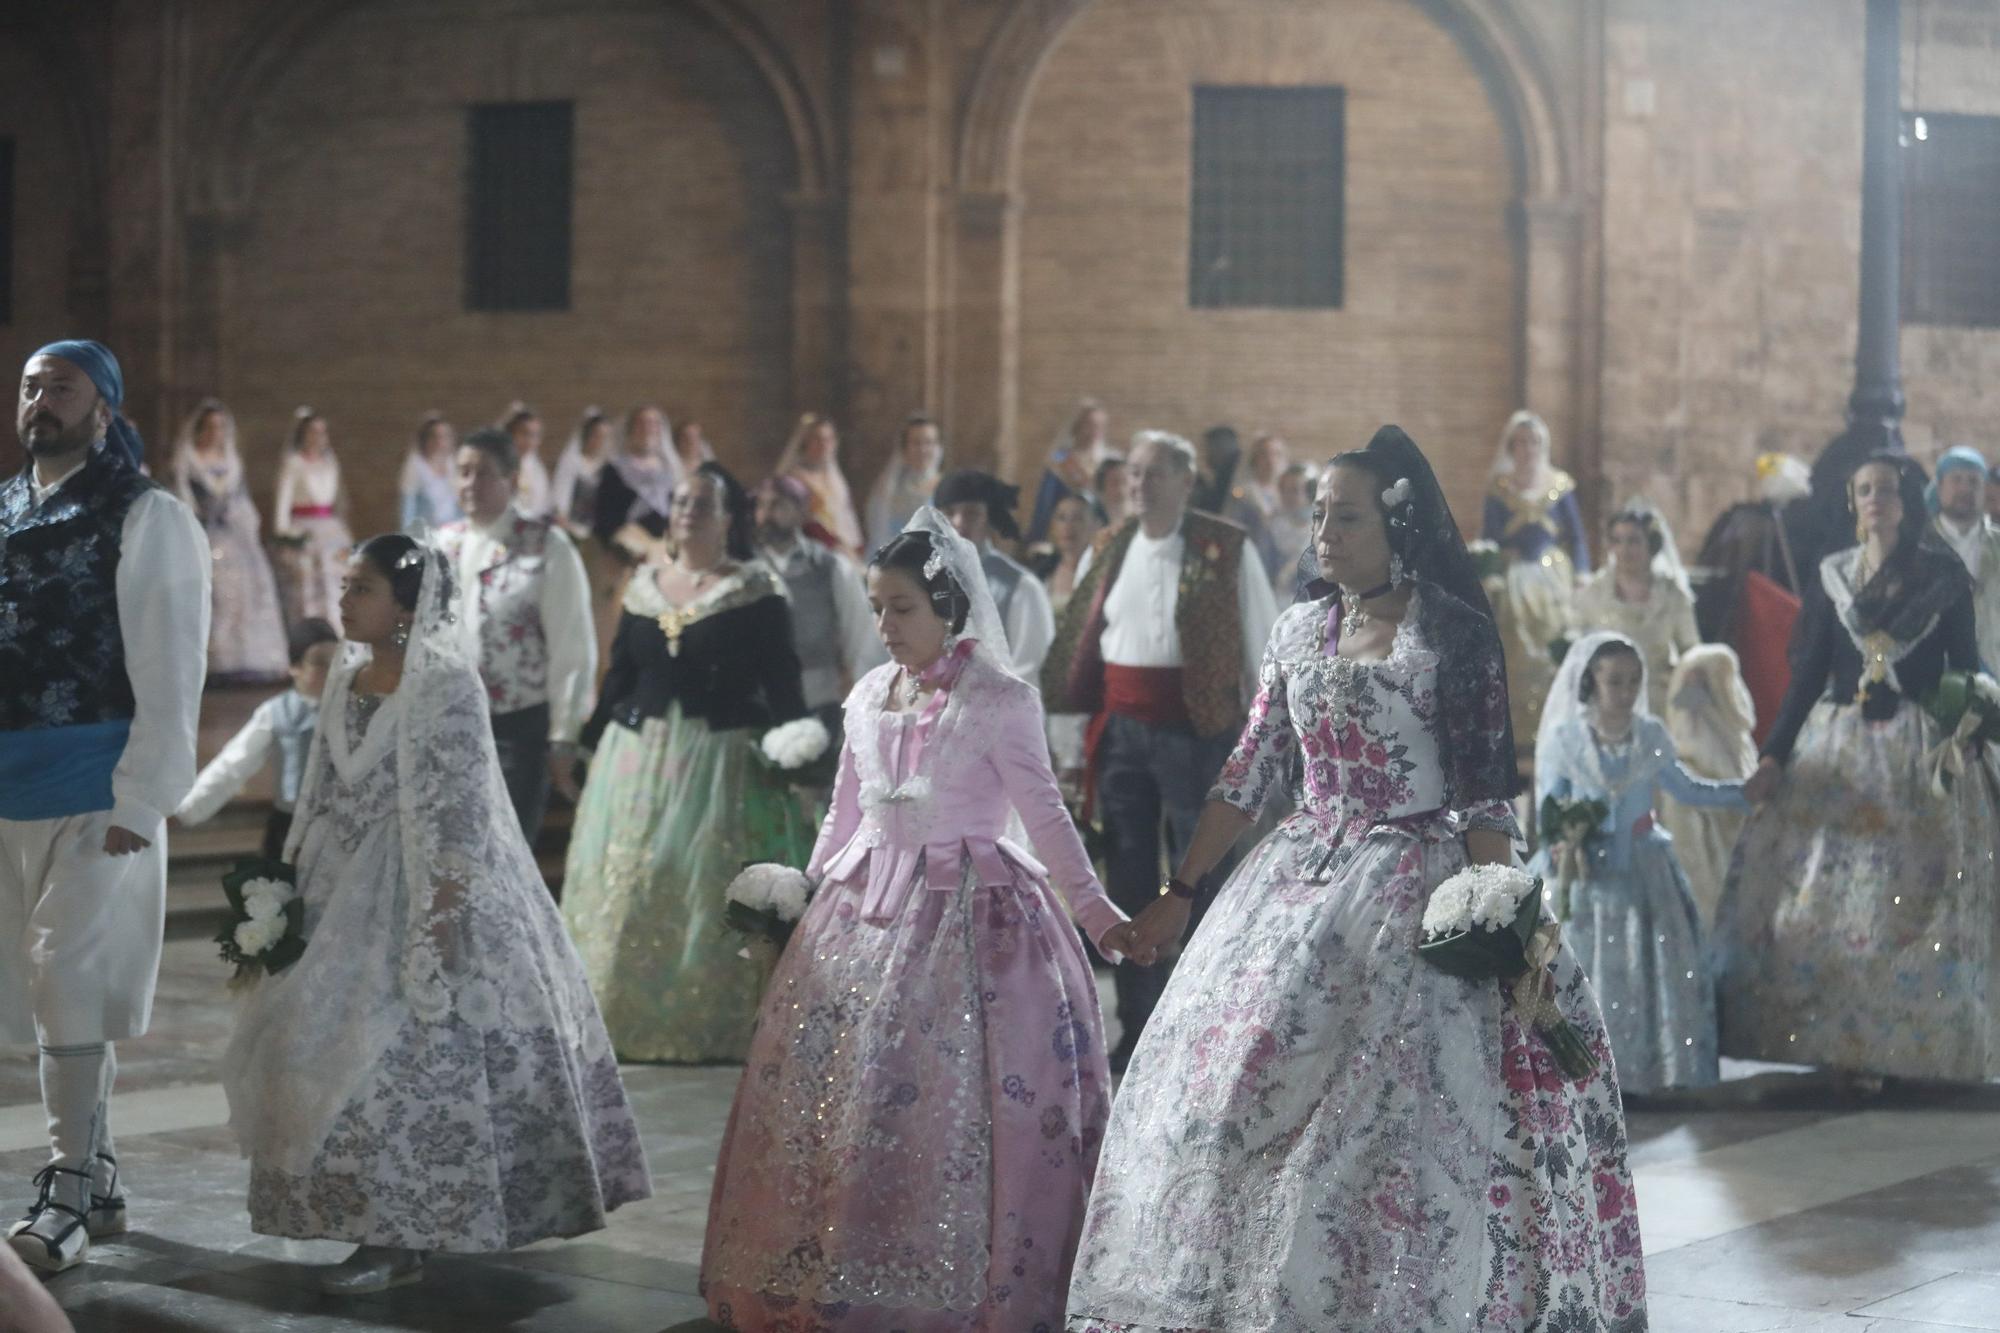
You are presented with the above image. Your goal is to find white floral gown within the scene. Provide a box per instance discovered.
[224,660,651,1250]
[1066,591,1646,1333]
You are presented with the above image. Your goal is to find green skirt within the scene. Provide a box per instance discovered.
[562,705,813,1062]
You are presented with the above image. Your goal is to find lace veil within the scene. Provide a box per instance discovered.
[246,545,598,1173]
[899,505,1017,682]
[1534,629,1650,788]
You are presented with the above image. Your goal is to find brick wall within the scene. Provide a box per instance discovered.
[1013,0,1521,531]
[207,0,798,538]
[1600,0,2000,552]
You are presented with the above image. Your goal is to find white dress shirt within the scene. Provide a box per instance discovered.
[990,544,1058,681]
[449,507,597,743]
[27,457,211,836]
[1077,518,1279,706]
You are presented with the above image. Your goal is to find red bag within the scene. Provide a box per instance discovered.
[1733,570,1801,748]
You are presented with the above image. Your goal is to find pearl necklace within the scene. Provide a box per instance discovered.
[1340,580,1398,639]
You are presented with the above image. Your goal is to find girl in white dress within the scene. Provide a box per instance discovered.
[270,408,355,632]
[223,534,650,1295]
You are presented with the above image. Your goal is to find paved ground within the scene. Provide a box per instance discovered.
[11,936,2000,1332]
[8,689,2000,1329]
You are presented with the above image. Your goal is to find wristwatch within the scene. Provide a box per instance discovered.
[1160,876,1198,900]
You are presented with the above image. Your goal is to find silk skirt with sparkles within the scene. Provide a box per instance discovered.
[702,857,1113,1332]
[560,705,811,1062]
[1714,700,2000,1081]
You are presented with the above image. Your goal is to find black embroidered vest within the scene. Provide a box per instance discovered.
[0,447,158,731]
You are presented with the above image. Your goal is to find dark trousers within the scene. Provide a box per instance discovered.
[1095,712,1237,1053]
[492,702,552,853]
[261,809,293,863]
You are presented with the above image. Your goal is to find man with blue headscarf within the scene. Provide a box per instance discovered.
[1930,444,2000,672]
[2,341,209,1272]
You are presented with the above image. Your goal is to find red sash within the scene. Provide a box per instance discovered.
[1082,665,1191,820]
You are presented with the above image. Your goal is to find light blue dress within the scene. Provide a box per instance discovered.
[1535,714,1746,1092]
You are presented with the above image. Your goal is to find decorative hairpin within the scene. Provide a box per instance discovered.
[923,546,948,581]
[1382,478,1414,508]
[396,549,427,571]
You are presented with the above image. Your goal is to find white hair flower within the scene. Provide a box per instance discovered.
[1382,477,1414,509]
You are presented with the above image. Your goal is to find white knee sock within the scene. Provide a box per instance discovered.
[38,1042,111,1170]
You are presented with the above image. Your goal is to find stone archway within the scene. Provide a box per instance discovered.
[949,0,1592,488]
[170,0,841,438]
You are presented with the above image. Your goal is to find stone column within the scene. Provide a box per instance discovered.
[1849,0,1906,432]
[944,188,1020,477]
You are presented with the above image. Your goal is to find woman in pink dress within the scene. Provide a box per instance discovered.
[702,507,1141,1332]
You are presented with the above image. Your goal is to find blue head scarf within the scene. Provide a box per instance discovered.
[1927,445,1989,514]
[27,339,145,471]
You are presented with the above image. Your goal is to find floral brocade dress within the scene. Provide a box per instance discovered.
[703,648,1126,1332]
[1066,591,1645,1333]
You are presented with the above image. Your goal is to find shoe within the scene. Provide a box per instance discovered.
[5,1164,93,1273]
[316,1245,427,1295]
[87,1152,126,1238]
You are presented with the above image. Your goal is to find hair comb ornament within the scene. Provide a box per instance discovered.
[922,544,948,582]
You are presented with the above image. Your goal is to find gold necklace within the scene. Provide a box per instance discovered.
[655,557,731,657]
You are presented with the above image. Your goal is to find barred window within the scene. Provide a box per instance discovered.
[1,137,14,325]
[1189,86,1345,309]
[1903,111,2000,328]
[466,102,573,313]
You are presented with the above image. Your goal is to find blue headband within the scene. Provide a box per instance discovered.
[1927,445,1990,514]
[27,339,145,470]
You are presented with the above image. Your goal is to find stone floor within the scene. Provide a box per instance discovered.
[10,938,2000,1331]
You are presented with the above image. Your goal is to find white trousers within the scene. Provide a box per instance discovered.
[0,811,166,1046]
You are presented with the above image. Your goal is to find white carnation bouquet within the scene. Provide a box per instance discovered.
[756,716,838,788]
[1418,864,1598,1078]
[725,862,814,949]
[215,858,308,988]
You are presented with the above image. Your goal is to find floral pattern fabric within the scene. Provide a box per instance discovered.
[703,653,1124,1331]
[1714,699,2000,1080]
[1066,596,1646,1332]
[225,670,651,1251]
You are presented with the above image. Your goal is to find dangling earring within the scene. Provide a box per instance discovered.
[1854,514,1868,545]
[1388,551,1407,588]
[391,620,411,649]
[940,630,960,657]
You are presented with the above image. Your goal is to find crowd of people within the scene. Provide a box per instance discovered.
[8,333,2000,1331]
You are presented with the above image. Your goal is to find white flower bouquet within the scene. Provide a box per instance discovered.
[215,859,307,987]
[724,862,814,949]
[1418,864,1598,1079]
[755,716,838,789]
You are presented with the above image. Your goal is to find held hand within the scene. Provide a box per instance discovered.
[1099,921,1150,965]
[1743,756,1781,805]
[1130,895,1193,963]
[103,825,152,856]
[549,747,584,803]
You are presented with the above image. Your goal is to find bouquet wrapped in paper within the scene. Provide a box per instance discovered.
[1538,793,1609,921]
[724,862,814,951]
[755,716,838,790]
[215,858,308,988]
[1418,863,1599,1079]
[1921,670,2000,794]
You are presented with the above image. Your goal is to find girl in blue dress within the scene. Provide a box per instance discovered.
[1534,631,1751,1093]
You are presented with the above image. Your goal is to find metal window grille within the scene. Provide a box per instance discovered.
[1190,86,1345,310]
[465,102,573,313]
[1,138,14,326]
[1903,111,2000,328]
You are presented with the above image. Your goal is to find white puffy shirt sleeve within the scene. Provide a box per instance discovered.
[177,697,279,825]
[1005,571,1057,680]
[113,489,212,835]
[540,525,598,744]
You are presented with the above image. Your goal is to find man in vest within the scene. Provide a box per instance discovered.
[1930,444,2000,672]
[3,341,210,1271]
[1044,430,1278,1069]
[437,427,597,854]
[935,469,1057,681]
[754,474,880,726]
